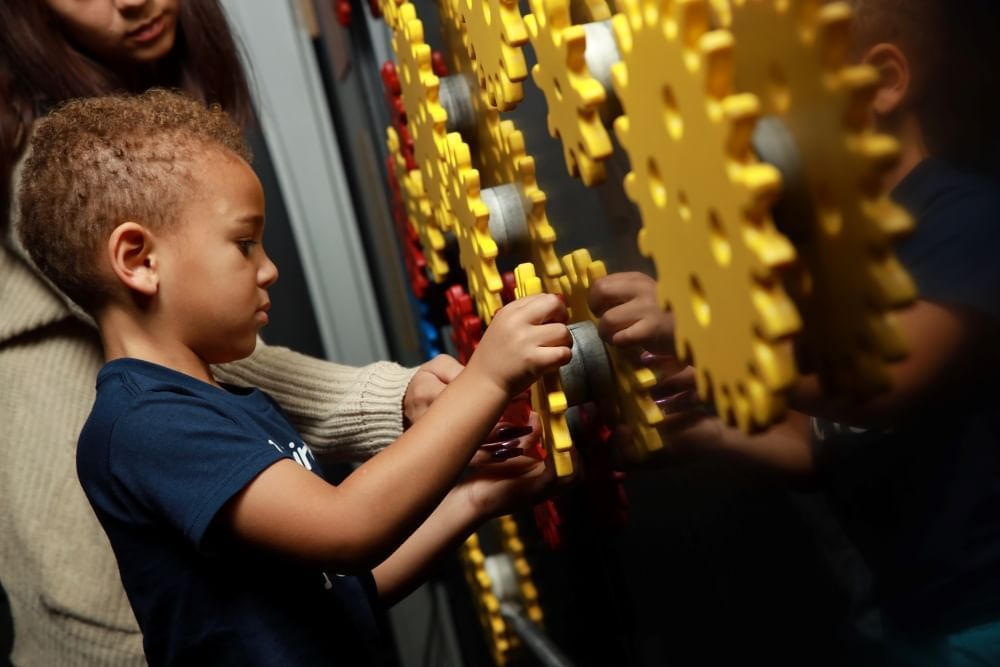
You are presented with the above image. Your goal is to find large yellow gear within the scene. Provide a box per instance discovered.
[559,249,666,455]
[610,0,801,432]
[525,0,613,186]
[391,3,456,237]
[443,132,506,321]
[514,263,575,477]
[386,126,450,281]
[728,0,917,400]
[456,0,530,110]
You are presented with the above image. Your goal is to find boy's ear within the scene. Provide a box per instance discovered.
[107,222,158,297]
[863,43,911,116]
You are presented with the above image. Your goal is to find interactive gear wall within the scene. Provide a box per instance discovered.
[331,0,917,663]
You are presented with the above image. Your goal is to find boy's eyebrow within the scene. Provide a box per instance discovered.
[233,214,265,229]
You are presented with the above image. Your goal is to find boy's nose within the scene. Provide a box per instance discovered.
[259,254,279,288]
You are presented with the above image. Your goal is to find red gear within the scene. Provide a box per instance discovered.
[380,62,416,169]
[445,285,483,364]
[386,156,430,299]
[336,0,351,26]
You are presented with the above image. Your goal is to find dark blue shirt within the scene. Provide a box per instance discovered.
[814,159,1000,634]
[77,358,381,666]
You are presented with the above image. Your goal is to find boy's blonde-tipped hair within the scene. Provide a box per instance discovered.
[15,89,252,312]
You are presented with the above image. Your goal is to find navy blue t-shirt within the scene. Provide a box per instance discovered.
[77,358,382,666]
[813,159,1000,634]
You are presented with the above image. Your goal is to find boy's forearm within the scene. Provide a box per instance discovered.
[372,488,479,605]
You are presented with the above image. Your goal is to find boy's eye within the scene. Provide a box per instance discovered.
[237,239,258,256]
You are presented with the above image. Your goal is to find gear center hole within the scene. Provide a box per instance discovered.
[690,274,711,327]
[662,85,683,140]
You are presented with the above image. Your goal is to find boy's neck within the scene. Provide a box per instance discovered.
[97,306,220,387]
[882,114,930,193]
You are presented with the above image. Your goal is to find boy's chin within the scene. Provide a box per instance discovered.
[200,339,258,365]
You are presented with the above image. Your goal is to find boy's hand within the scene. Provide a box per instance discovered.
[461,414,574,519]
[403,354,464,426]
[589,272,675,355]
[465,293,572,397]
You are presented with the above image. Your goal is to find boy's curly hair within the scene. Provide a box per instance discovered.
[15,89,252,312]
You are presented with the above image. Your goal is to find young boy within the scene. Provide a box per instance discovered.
[14,90,572,665]
[590,1,1000,664]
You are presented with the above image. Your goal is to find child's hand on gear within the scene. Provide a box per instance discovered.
[588,272,675,355]
[466,293,572,397]
[461,414,575,519]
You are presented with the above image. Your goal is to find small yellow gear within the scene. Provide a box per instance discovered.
[559,249,666,455]
[514,262,574,477]
[443,132,506,321]
[459,534,514,665]
[728,0,917,400]
[456,0,530,110]
[610,0,802,431]
[391,3,456,237]
[386,126,450,281]
[497,515,544,625]
[525,0,613,186]
[379,0,406,29]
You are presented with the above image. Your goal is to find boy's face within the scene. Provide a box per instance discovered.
[155,151,277,364]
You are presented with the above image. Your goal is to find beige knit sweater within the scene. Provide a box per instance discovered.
[0,243,417,665]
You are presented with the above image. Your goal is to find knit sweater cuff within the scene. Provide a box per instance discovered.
[213,342,418,463]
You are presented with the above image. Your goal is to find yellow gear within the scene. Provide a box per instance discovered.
[443,132,506,321]
[559,249,666,455]
[433,0,566,299]
[497,515,544,626]
[728,0,917,400]
[379,0,406,29]
[525,0,613,186]
[391,3,456,237]
[386,126,450,282]
[514,263,574,477]
[570,0,610,22]
[456,0,530,110]
[610,0,801,432]
[459,534,514,665]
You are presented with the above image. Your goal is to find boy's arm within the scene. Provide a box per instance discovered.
[590,272,995,429]
[788,299,993,427]
[373,423,558,604]
[213,340,462,462]
[219,295,571,572]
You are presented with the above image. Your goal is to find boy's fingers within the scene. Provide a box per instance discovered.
[589,272,655,315]
[536,322,573,348]
[514,293,567,324]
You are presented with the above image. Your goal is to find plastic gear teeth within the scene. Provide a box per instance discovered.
[443,132,506,321]
[456,0,530,110]
[611,0,801,432]
[526,0,613,186]
[514,263,575,477]
[559,249,666,455]
[729,0,917,400]
[386,126,449,282]
[392,3,455,236]
[385,150,430,299]
[445,284,484,363]
[498,515,544,626]
[494,120,564,293]
[459,534,514,665]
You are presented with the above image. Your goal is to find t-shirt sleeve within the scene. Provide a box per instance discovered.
[109,393,288,550]
[897,194,1000,323]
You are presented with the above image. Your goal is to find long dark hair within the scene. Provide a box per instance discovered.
[0,0,255,231]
